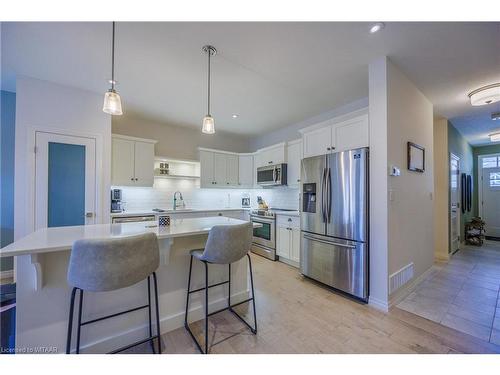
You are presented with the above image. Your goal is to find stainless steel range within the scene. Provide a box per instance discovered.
[250,208,297,260]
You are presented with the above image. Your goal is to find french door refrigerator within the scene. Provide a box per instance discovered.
[300,147,368,301]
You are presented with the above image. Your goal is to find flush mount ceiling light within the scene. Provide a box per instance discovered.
[490,132,500,142]
[492,111,500,121]
[103,22,123,115]
[369,22,385,34]
[201,45,217,134]
[468,83,500,106]
[232,114,239,119]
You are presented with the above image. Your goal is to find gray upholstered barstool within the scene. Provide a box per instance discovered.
[66,233,162,354]
[184,222,257,354]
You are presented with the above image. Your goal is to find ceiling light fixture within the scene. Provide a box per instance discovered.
[202,45,217,134]
[490,132,500,142]
[232,114,239,119]
[369,22,385,34]
[103,22,123,115]
[492,111,500,121]
[468,83,500,106]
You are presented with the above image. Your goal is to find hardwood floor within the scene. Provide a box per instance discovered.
[134,254,500,354]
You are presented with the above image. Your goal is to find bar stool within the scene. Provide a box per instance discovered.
[184,222,257,354]
[66,233,162,354]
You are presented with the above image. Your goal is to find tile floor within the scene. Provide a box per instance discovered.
[397,240,500,345]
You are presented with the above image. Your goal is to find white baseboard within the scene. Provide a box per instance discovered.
[368,297,389,312]
[278,257,299,268]
[0,269,14,280]
[75,289,250,354]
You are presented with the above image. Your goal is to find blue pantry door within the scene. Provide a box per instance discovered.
[34,132,97,229]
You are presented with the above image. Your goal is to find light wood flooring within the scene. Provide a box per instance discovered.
[131,253,500,354]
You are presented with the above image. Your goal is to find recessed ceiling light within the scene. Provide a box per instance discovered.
[468,83,500,106]
[232,114,239,119]
[369,22,385,34]
[490,132,500,142]
[492,112,500,121]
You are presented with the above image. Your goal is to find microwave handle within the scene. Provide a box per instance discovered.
[273,167,277,183]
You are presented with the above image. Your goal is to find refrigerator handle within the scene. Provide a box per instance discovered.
[303,234,356,249]
[321,167,326,223]
[327,167,332,222]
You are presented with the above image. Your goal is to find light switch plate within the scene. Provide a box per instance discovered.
[389,165,401,176]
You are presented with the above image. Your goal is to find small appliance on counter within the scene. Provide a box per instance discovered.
[110,189,123,213]
[257,196,268,210]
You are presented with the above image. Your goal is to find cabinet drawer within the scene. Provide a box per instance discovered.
[276,215,300,229]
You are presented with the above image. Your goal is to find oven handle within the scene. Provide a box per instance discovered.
[250,216,275,224]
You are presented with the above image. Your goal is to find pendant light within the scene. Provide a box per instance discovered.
[103,22,123,115]
[202,45,217,134]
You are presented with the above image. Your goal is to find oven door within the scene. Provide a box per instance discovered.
[250,215,275,249]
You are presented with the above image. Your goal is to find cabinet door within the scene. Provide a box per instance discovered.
[333,115,369,152]
[226,154,239,186]
[276,226,290,258]
[290,228,301,263]
[134,141,155,186]
[287,141,302,187]
[200,150,215,187]
[112,138,135,186]
[303,126,332,158]
[238,155,254,187]
[267,145,285,165]
[213,153,227,187]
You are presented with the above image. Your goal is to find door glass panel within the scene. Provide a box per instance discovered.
[482,157,498,169]
[48,142,86,227]
[490,172,500,188]
[253,222,271,240]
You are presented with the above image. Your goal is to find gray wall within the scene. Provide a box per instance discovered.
[249,97,368,150]
[1,90,15,272]
[112,112,251,160]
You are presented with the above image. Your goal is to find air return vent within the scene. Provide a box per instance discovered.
[389,263,414,294]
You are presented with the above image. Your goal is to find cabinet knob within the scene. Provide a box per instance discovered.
[131,178,134,181]
[327,147,331,151]
[227,182,229,185]
[288,218,292,222]
[332,146,335,150]
[135,178,138,181]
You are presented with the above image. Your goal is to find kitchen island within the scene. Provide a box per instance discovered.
[0,216,260,353]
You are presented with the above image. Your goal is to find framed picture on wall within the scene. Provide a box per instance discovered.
[407,142,425,173]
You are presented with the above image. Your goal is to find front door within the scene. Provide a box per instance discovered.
[450,154,460,253]
[481,166,500,238]
[35,132,97,229]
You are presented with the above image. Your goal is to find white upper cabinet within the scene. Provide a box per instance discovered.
[199,148,240,188]
[301,112,369,158]
[256,143,286,167]
[238,154,254,188]
[112,135,156,187]
[286,139,302,187]
[302,125,332,158]
[199,150,215,187]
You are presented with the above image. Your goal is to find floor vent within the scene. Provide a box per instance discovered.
[389,263,414,294]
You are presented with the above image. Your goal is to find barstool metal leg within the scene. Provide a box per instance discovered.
[247,254,258,334]
[147,275,155,354]
[152,272,162,354]
[66,287,78,354]
[184,255,193,328]
[228,263,231,308]
[204,261,209,354]
[76,289,84,354]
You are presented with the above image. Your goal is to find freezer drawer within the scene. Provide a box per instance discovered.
[300,232,368,300]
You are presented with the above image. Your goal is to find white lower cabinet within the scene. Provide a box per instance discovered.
[276,215,300,265]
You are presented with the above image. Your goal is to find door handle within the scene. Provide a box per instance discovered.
[303,234,356,249]
[85,212,94,218]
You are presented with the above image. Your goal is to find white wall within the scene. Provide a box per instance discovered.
[368,57,434,309]
[14,77,112,239]
[112,111,251,161]
[249,97,369,150]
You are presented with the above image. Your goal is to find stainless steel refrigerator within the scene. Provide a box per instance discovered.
[300,147,368,301]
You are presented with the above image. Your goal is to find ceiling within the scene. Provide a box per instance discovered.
[2,22,499,139]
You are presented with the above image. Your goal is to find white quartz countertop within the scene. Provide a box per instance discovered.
[0,217,261,258]
[110,207,252,217]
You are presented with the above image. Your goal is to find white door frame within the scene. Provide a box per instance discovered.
[449,153,461,252]
[24,126,104,235]
[478,153,500,218]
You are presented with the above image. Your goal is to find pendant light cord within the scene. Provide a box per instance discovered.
[207,48,211,116]
[111,21,115,90]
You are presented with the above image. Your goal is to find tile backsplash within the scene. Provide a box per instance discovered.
[114,178,299,212]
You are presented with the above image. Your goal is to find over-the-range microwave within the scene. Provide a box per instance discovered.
[256,163,287,186]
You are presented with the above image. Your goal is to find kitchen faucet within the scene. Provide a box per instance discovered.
[173,191,185,210]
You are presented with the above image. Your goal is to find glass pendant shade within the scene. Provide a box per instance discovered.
[469,84,500,106]
[103,89,123,115]
[202,115,215,134]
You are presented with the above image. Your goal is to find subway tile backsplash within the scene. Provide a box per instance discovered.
[113,178,299,212]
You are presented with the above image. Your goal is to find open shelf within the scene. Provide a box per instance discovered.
[154,156,200,180]
[154,174,200,180]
